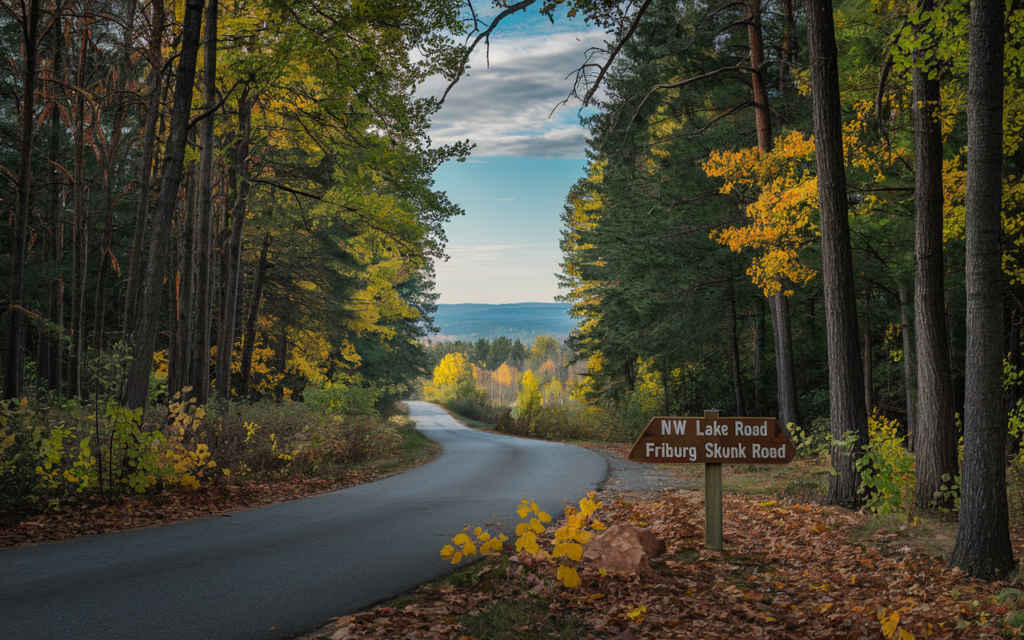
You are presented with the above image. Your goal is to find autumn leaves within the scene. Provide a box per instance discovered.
[442,494,606,590]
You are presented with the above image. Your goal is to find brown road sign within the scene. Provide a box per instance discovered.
[627,414,795,465]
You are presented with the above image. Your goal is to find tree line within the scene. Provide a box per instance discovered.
[543,0,1021,577]
[0,0,471,409]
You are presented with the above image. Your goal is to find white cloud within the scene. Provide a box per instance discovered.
[434,243,563,303]
[423,28,606,159]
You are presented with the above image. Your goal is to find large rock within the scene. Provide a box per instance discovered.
[583,524,665,577]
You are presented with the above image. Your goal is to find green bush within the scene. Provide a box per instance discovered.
[294,415,403,472]
[305,383,379,416]
[0,400,41,514]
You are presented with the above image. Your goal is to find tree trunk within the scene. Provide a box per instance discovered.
[69,19,90,398]
[863,286,873,415]
[192,0,218,404]
[4,0,41,400]
[807,0,870,506]
[753,296,765,414]
[898,282,917,452]
[44,10,64,396]
[214,84,253,399]
[123,0,207,410]
[123,0,166,336]
[912,18,959,508]
[92,108,126,353]
[949,0,1015,578]
[780,0,797,87]
[729,265,746,415]
[748,0,799,426]
[171,159,199,394]
[770,291,799,426]
[241,235,270,397]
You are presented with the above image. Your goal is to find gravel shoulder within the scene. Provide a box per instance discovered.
[579,443,701,497]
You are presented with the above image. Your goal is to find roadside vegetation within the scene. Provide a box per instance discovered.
[0,370,437,542]
[308,460,1024,640]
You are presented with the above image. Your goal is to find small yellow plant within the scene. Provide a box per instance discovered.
[514,492,604,589]
[439,493,605,590]
[514,499,551,556]
[440,526,509,564]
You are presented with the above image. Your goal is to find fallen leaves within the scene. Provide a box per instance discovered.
[0,472,380,547]
[301,489,1020,640]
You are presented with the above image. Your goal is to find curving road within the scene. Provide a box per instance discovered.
[0,401,607,640]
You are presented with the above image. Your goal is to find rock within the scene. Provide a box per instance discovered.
[583,524,665,577]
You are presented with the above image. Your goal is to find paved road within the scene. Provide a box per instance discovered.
[0,401,607,640]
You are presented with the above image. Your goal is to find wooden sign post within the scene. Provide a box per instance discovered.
[627,410,795,551]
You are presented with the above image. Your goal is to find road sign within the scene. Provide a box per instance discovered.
[627,413,795,465]
[626,410,795,552]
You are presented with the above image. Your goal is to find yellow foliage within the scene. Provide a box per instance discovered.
[705,131,819,296]
[556,565,581,589]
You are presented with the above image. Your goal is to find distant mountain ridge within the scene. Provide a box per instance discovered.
[430,302,577,342]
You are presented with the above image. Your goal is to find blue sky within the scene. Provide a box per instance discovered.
[423,6,604,304]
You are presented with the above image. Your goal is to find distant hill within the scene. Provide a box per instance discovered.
[430,303,577,342]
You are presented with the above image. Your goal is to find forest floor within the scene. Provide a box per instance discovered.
[300,442,1024,640]
[0,424,441,547]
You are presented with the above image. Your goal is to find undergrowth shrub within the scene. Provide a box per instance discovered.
[856,414,915,515]
[304,382,379,416]
[788,417,831,458]
[293,415,403,472]
[1,376,414,516]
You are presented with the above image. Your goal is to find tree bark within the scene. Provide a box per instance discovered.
[214,84,254,399]
[171,158,199,394]
[123,0,207,410]
[748,0,799,426]
[752,296,765,414]
[4,0,41,400]
[92,105,127,353]
[863,286,873,415]
[898,282,916,452]
[770,291,799,426]
[123,0,167,336]
[241,235,270,397]
[192,0,218,404]
[949,0,1015,578]
[912,15,959,508]
[729,265,746,415]
[807,0,870,506]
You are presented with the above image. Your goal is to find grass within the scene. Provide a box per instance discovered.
[458,598,590,640]
[372,426,442,476]
[848,509,958,559]
[373,558,591,640]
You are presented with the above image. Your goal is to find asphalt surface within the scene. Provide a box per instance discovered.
[0,401,608,640]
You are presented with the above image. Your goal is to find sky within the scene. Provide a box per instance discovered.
[423,7,605,304]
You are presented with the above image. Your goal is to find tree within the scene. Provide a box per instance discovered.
[806,0,870,506]
[3,0,42,400]
[949,0,1015,578]
[909,0,958,510]
[124,0,207,409]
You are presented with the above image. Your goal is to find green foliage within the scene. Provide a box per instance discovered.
[295,415,403,470]
[0,400,40,513]
[304,382,380,416]
[934,473,961,513]
[856,415,915,516]
[788,419,832,458]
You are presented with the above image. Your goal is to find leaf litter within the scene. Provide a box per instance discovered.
[0,473,379,547]
[308,490,1023,640]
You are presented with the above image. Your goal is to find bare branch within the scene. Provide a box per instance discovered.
[439,0,537,105]
[580,0,654,107]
